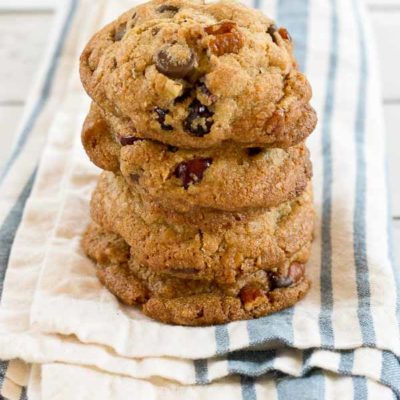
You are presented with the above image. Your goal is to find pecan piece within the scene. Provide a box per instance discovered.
[205,21,244,56]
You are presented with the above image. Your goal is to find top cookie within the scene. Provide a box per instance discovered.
[80,0,317,149]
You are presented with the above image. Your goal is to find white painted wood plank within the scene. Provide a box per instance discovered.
[0,105,24,170]
[366,0,400,8]
[383,103,400,217]
[0,13,53,103]
[0,0,58,11]
[393,220,400,266]
[370,11,400,101]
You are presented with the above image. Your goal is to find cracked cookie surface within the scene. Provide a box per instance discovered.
[90,172,315,284]
[80,0,317,149]
[82,223,311,325]
[82,104,312,212]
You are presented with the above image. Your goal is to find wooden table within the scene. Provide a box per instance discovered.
[0,0,399,258]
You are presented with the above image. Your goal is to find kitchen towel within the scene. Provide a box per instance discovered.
[0,0,399,398]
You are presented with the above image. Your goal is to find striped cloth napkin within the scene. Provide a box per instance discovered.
[0,0,399,399]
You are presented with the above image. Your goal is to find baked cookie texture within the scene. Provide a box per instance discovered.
[90,172,314,284]
[82,104,312,212]
[82,223,311,326]
[80,0,317,148]
[79,0,317,325]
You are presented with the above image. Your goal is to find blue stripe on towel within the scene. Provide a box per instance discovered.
[277,0,309,71]
[194,359,209,384]
[352,376,368,400]
[277,371,325,400]
[352,0,376,347]
[0,170,37,299]
[380,351,400,397]
[319,0,338,349]
[0,0,78,184]
[338,351,354,375]
[228,350,276,376]
[241,376,257,400]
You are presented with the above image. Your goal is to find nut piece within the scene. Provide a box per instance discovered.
[278,27,292,41]
[205,21,244,56]
[155,43,196,79]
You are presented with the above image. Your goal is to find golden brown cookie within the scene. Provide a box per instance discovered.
[90,172,314,284]
[80,0,317,149]
[82,104,312,211]
[82,223,311,326]
[120,139,312,212]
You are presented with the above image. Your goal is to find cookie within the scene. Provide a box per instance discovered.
[120,139,312,212]
[82,104,312,211]
[80,0,317,149]
[90,172,314,284]
[82,223,311,325]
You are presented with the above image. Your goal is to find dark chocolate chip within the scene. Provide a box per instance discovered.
[118,135,141,146]
[130,173,140,183]
[247,147,263,156]
[267,24,278,43]
[114,23,127,41]
[270,275,293,289]
[157,4,179,14]
[198,82,217,103]
[155,45,196,79]
[270,263,305,289]
[167,145,179,153]
[154,107,173,131]
[173,158,212,189]
[183,99,214,137]
[174,87,192,104]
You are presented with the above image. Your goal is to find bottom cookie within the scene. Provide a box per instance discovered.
[82,223,311,326]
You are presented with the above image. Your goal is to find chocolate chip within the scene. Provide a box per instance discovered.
[278,27,292,41]
[270,263,305,289]
[155,44,196,79]
[270,275,293,289]
[154,107,173,131]
[118,135,141,146]
[174,87,192,104]
[157,4,179,14]
[173,158,212,189]
[267,24,278,43]
[118,135,140,146]
[183,99,214,137]
[130,173,140,183]
[167,145,179,152]
[247,147,263,156]
[114,23,127,41]
[198,82,217,103]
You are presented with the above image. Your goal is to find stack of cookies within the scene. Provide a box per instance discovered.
[79,0,317,325]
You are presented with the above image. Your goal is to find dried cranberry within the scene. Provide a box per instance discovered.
[154,107,173,131]
[183,99,214,137]
[173,158,212,189]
